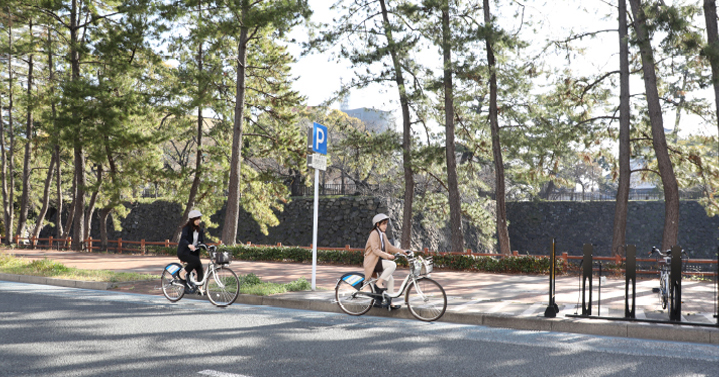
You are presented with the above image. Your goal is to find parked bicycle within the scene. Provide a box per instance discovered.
[161,244,240,307]
[335,252,447,321]
[649,246,687,309]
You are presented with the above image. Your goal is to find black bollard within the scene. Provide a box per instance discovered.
[582,244,593,316]
[544,238,559,317]
[625,245,636,319]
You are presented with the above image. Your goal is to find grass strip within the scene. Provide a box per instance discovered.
[238,273,312,296]
[0,254,159,282]
[0,254,312,295]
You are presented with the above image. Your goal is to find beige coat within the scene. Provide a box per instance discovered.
[363,229,404,280]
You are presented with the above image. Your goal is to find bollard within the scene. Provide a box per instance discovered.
[625,245,636,319]
[544,238,559,317]
[669,245,682,321]
[581,244,593,316]
[596,261,603,316]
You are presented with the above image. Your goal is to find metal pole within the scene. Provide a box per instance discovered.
[597,262,602,316]
[312,168,319,291]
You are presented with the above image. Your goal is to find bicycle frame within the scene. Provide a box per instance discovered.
[187,262,226,288]
[352,256,428,301]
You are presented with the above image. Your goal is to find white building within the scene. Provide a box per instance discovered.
[341,107,395,133]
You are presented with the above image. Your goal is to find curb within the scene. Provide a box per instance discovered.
[0,273,114,290]
[3,274,719,345]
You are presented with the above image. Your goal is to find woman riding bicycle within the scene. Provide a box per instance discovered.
[177,209,206,293]
[364,213,409,309]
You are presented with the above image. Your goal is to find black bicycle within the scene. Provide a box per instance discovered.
[161,244,240,307]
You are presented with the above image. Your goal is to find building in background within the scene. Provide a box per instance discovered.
[339,97,395,133]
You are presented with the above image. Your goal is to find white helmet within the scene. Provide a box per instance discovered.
[188,209,202,219]
[372,213,389,227]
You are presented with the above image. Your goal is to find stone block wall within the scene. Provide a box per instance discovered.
[507,201,719,258]
[40,198,719,259]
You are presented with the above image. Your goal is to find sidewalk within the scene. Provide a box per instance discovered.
[2,248,718,345]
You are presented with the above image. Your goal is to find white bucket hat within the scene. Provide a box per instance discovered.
[188,209,202,219]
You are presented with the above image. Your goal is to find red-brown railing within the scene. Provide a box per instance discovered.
[4,235,717,277]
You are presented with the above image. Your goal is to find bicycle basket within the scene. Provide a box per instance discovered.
[211,250,232,265]
[410,257,433,276]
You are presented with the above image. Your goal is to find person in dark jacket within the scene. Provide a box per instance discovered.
[177,209,206,292]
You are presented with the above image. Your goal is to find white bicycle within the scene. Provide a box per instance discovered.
[161,244,240,307]
[335,252,447,321]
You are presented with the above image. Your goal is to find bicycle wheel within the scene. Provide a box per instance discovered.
[661,272,669,310]
[405,278,447,322]
[206,267,240,307]
[335,278,374,316]
[161,269,185,302]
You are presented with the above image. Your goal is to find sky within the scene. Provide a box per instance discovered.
[286,0,717,139]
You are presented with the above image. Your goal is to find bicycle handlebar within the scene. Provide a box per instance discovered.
[648,246,689,259]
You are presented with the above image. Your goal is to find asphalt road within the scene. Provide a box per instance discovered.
[1,281,719,377]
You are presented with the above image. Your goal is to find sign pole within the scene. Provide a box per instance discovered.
[308,121,328,291]
[312,167,319,291]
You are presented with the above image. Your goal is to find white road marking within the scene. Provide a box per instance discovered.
[198,370,251,377]
[451,298,487,312]
[520,302,544,316]
[486,300,511,313]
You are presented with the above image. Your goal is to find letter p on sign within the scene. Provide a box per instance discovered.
[312,122,328,155]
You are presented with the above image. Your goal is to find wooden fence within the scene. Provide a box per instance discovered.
[4,234,717,277]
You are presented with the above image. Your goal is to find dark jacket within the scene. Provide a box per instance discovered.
[177,225,206,256]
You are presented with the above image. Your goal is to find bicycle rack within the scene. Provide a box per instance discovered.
[669,245,682,321]
[581,244,593,316]
[624,244,636,319]
[568,244,719,328]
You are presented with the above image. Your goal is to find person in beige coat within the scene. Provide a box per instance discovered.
[364,213,408,309]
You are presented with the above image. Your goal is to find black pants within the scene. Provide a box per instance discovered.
[178,251,204,283]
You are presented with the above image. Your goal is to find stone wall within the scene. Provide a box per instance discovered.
[506,201,719,259]
[40,198,719,259]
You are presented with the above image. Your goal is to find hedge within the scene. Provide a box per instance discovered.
[143,244,562,275]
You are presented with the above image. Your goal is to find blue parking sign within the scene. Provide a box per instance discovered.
[312,122,328,155]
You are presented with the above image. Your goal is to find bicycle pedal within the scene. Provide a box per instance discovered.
[652,288,660,293]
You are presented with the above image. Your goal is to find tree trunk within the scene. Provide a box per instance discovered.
[99,207,112,251]
[442,5,464,253]
[612,0,631,257]
[17,21,34,239]
[47,29,63,239]
[173,8,206,243]
[484,0,509,256]
[2,16,16,244]
[704,0,719,152]
[629,0,680,250]
[378,0,414,249]
[71,0,86,251]
[0,94,4,241]
[84,165,102,243]
[63,173,76,240]
[31,153,56,240]
[221,7,249,246]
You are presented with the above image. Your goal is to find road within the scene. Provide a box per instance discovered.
[1,281,718,377]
